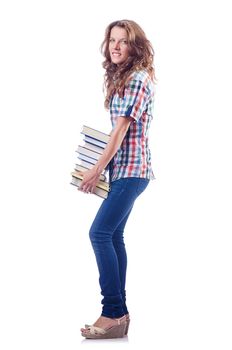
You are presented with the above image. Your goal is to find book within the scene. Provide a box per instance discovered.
[70,177,108,199]
[74,165,106,182]
[71,125,111,199]
[84,135,107,149]
[71,171,109,191]
[76,145,102,161]
[81,125,110,144]
[77,154,98,165]
[82,141,104,154]
[70,172,110,199]
[77,159,97,169]
[77,158,110,175]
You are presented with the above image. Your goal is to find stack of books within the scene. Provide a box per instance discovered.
[70,125,111,199]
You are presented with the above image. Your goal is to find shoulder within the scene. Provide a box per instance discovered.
[126,70,154,94]
[129,69,151,83]
[127,70,153,89]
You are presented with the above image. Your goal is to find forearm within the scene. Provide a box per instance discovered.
[93,122,130,175]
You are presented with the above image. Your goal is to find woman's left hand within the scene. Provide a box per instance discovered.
[78,168,101,194]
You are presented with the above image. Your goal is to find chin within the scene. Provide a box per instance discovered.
[112,58,125,65]
[110,55,124,64]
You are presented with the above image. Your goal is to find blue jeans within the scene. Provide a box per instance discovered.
[89,177,150,318]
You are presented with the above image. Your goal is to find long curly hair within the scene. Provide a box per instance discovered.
[101,19,157,109]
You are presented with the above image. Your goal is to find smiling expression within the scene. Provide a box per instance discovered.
[109,26,130,65]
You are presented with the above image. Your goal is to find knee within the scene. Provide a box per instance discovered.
[89,225,112,244]
[89,225,103,244]
[89,225,96,243]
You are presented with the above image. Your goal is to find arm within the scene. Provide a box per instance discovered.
[78,116,133,193]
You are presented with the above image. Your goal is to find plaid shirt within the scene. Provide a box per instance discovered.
[109,70,155,182]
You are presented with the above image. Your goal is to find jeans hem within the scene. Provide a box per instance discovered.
[101,311,126,319]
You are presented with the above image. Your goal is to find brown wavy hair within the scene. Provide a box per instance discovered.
[101,19,157,109]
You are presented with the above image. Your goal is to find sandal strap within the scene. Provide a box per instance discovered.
[87,325,106,335]
[115,315,127,325]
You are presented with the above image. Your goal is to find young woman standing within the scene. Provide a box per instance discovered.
[78,19,156,339]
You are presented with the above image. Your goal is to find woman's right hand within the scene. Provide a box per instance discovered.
[78,168,101,194]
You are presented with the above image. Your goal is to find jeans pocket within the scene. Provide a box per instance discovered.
[136,178,150,196]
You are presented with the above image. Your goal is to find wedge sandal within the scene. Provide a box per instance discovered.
[81,315,127,339]
[84,314,130,336]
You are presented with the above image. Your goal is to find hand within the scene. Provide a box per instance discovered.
[78,168,101,194]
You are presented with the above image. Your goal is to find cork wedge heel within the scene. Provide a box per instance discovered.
[124,316,130,335]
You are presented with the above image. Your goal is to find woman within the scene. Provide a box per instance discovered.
[79,19,156,339]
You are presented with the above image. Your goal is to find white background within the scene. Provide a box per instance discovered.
[0,0,232,349]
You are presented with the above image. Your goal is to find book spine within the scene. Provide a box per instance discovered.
[76,146,101,160]
[83,142,104,154]
[81,125,110,144]
[77,155,98,165]
[83,135,107,149]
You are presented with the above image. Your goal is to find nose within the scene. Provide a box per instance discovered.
[113,41,120,50]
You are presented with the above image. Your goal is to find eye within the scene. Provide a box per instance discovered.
[109,38,115,43]
[120,40,128,45]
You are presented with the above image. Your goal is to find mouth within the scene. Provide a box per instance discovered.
[112,52,121,57]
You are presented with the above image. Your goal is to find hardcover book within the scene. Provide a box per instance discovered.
[70,171,110,199]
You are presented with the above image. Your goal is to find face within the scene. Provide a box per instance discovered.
[109,26,130,65]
